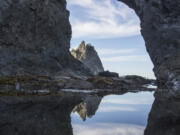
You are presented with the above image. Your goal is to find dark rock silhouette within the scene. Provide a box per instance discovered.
[98,71,119,78]
[118,0,180,94]
[144,90,180,135]
[0,0,89,77]
[0,94,82,135]
[71,41,104,75]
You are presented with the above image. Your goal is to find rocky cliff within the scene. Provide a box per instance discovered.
[118,0,180,94]
[0,0,89,77]
[71,41,104,75]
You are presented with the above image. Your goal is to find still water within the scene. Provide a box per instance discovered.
[1,90,179,135]
[71,92,154,135]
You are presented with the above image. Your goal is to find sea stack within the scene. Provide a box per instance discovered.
[71,41,104,75]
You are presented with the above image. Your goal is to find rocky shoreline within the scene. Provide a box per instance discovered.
[0,74,156,96]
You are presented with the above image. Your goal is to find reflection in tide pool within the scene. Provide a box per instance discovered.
[71,92,154,135]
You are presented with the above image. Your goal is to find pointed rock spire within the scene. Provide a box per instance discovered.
[71,41,104,75]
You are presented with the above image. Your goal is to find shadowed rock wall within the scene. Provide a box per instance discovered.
[0,0,89,76]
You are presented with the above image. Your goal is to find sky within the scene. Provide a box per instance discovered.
[66,0,155,79]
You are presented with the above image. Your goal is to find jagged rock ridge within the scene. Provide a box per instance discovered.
[71,41,104,75]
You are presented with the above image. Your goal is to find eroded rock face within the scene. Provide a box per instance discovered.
[71,41,104,75]
[0,0,89,76]
[118,0,180,93]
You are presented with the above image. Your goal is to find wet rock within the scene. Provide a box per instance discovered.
[87,75,155,91]
[118,0,180,94]
[0,74,155,94]
[98,71,119,78]
[123,75,155,86]
[71,41,104,75]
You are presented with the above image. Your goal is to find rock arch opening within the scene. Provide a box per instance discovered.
[67,0,155,79]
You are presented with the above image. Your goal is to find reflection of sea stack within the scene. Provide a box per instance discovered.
[71,41,104,75]
[72,102,87,121]
[72,95,102,121]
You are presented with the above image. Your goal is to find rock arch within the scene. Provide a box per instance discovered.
[118,0,180,92]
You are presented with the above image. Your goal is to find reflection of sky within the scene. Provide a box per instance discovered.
[71,92,154,135]
[73,123,144,135]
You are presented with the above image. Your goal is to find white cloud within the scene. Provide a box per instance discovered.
[97,48,136,55]
[71,20,140,39]
[102,93,154,105]
[73,123,145,135]
[101,55,149,62]
[98,106,137,112]
[67,0,140,39]
[67,0,93,7]
[102,98,150,105]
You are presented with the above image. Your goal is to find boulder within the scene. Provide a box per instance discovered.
[98,71,119,78]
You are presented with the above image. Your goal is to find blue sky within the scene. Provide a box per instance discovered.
[67,0,155,78]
